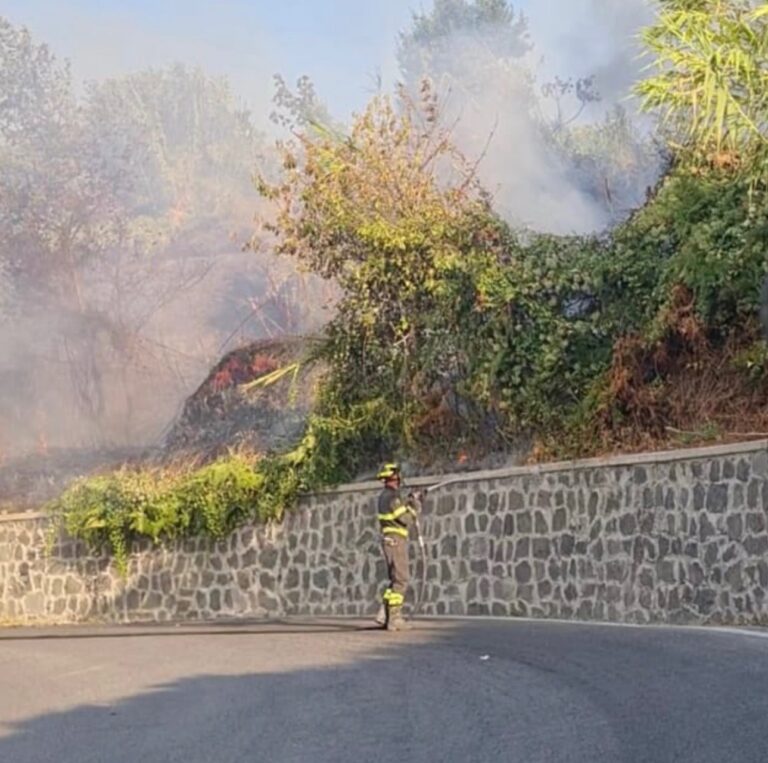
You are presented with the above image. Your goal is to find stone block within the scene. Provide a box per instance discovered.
[605,493,620,514]
[619,513,637,536]
[285,568,300,590]
[693,484,706,511]
[508,490,525,511]
[560,534,575,557]
[657,561,675,584]
[696,516,716,543]
[753,451,768,477]
[726,515,743,541]
[145,592,162,609]
[631,537,644,565]
[606,560,628,583]
[638,568,654,588]
[23,591,45,616]
[747,512,766,534]
[469,537,489,558]
[515,561,532,584]
[517,511,533,535]
[606,539,623,556]
[759,561,768,587]
[514,538,529,559]
[470,492,486,512]
[552,509,567,532]
[534,512,548,534]
[636,509,653,535]
[737,459,751,483]
[517,584,534,604]
[725,562,744,589]
[706,484,728,513]
[744,535,768,556]
[532,538,550,560]
[688,561,704,586]
[748,479,760,508]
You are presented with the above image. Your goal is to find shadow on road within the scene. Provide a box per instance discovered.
[0,618,383,641]
[1,619,768,763]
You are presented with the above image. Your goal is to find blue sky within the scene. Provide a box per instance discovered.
[2,1,651,127]
[2,0,427,124]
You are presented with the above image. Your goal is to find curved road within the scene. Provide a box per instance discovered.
[1,617,767,762]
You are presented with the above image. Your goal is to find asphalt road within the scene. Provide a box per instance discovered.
[1,617,767,763]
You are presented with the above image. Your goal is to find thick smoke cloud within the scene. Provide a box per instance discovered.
[409,0,660,234]
[532,0,655,106]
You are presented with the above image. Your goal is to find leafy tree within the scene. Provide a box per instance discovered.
[258,85,506,455]
[270,73,336,131]
[0,17,123,305]
[398,0,531,90]
[85,64,264,246]
[0,18,72,141]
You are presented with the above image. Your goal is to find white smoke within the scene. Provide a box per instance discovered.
[408,0,661,234]
[531,0,655,104]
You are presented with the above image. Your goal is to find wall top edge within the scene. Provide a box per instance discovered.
[0,511,48,524]
[2,438,766,523]
[315,439,768,497]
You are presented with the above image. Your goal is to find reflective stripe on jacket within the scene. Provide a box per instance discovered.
[377,487,414,539]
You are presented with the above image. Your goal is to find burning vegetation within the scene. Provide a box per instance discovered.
[164,337,323,462]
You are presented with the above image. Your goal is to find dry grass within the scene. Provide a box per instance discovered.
[581,286,768,457]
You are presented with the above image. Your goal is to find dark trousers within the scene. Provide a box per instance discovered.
[382,535,409,603]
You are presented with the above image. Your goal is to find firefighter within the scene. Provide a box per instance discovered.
[374,462,421,631]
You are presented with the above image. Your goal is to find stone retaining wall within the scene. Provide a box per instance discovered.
[2,441,768,626]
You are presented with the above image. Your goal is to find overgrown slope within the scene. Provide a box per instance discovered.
[48,0,768,566]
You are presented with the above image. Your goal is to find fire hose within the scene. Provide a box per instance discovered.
[408,476,470,618]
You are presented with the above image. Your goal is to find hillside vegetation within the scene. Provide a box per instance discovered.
[50,0,768,569]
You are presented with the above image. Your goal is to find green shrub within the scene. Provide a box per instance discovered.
[51,455,266,573]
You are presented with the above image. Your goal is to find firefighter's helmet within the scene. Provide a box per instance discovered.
[376,462,400,481]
